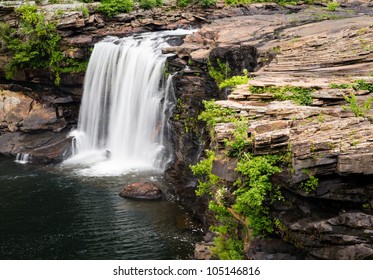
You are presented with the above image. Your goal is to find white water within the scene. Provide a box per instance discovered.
[15,153,32,164]
[64,30,195,176]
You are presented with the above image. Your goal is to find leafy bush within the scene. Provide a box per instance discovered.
[248,85,314,106]
[199,0,217,7]
[327,1,339,11]
[299,175,318,193]
[97,0,134,17]
[3,4,64,84]
[208,59,231,86]
[139,0,163,9]
[198,100,236,132]
[343,92,373,118]
[234,154,283,236]
[219,69,249,90]
[1,4,89,85]
[190,150,220,196]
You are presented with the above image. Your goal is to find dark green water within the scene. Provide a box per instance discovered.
[0,158,200,260]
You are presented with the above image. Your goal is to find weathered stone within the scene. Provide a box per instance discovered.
[194,242,213,260]
[119,181,163,200]
[212,158,239,182]
[337,153,373,175]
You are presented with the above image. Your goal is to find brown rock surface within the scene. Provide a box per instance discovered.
[119,181,163,200]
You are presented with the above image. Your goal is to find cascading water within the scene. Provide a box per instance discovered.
[15,153,32,164]
[65,30,194,176]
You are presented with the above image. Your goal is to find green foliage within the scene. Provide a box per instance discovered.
[343,92,373,118]
[219,69,249,90]
[299,175,318,193]
[208,59,231,86]
[97,0,134,17]
[225,121,251,158]
[0,23,12,52]
[354,80,373,93]
[190,150,220,196]
[3,4,64,85]
[81,6,90,17]
[177,0,191,7]
[209,201,244,260]
[1,4,89,85]
[139,0,163,9]
[234,154,282,236]
[248,85,314,106]
[198,100,236,132]
[199,0,217,7]
[330,80,373,93]
[327,1,339,12]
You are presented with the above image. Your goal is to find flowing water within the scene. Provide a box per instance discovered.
[66,30,194,175]
[0,30,201,259]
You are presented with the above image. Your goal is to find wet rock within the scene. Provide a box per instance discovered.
[119,181,163,200]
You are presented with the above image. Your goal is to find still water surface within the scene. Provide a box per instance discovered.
[0,158,200,259]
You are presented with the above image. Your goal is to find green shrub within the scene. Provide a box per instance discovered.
[327,1,339,12]
[248,85,314,106]
[177,0,191,7]
[234,154,283,236]
[198,100,236,132]
[97,0,134,17]
[299,175,319,193]
[1,4,89,85]
[199,0,217,7]
[208,59,231,86]
[3,4,64,84]
[190,150,220,196]
[343,92,373,118]
[219,69,249,90]
[139,0,163,9]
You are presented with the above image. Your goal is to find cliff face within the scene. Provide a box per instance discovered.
[167,5,373,259]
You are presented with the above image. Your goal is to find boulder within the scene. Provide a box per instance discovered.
[119,181,163,200]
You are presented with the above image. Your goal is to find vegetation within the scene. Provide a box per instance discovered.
[97,0,134,17]
[208,59,232,86]
[327,1,339,12]
[139,0,163,10]
[299,174,319,193]
[219,69,249,90]
[191,100,286,259]
[198,100,236,132]
[343,93,373,118]
[1,4,88,85]
[2,5,64,84]
[248,85,314,106]
[330,80,373,93]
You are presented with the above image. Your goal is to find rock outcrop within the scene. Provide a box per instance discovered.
[167,6,373,259]
[119,181,163,200]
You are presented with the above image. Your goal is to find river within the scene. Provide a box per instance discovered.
[0,158,200,259]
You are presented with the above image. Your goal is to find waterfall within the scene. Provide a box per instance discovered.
[65,30,194,176]
[15,153,31,164]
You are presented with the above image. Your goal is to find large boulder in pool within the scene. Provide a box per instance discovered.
[119,181,163,200]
